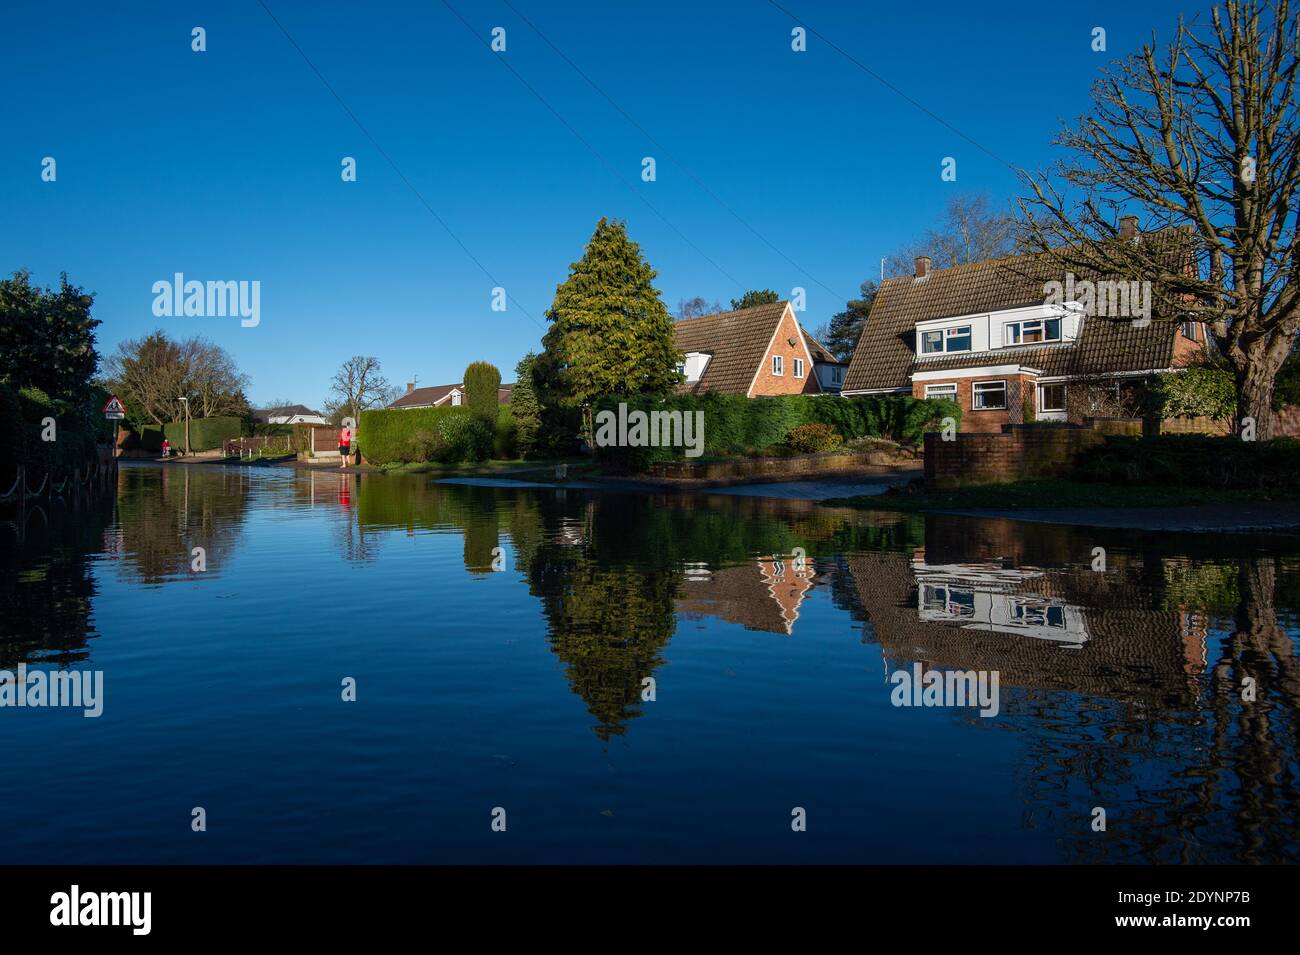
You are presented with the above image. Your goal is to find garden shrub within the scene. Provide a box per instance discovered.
[1076,434,1300,489]
[591,393,959,470]
[359,405,514,465]
[464,360,501,426]
[1150,368,1235,419]
[784,422,842,453]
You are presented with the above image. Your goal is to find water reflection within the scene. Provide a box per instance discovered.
[2,463,1298,862]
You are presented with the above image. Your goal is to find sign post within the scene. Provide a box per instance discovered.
[103,395,126,458]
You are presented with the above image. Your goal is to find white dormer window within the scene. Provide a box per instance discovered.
[920,325,972,354]
[450,391,462,406]
[681,352,711,383]
[772,355,784,376]
[1005,317,1061,345]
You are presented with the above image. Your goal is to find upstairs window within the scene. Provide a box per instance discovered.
[793,358,805,378]
[772,355,784,376]
[1182,320,1200,341]
[920,325,972,354]
[1005,317,1061,345]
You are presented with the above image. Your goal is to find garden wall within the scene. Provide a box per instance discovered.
[924,421,1109,488]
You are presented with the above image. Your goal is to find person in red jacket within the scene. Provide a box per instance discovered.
[161,438,171,459]
[338,426,352,469]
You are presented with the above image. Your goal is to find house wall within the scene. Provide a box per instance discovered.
[751,309,822,397]
[911,374,1036,432]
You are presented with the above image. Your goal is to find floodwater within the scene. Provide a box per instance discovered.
[1,462,1297,863]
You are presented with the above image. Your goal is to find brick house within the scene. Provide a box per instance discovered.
[673,300,846,397]
[841,224,1207,430]
[388,382,513,409]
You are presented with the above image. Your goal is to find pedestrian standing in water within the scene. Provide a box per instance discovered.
[338,424,352,469]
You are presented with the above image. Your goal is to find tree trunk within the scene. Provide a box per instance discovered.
[1232,349,1285,441]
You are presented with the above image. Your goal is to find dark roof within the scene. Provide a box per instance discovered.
[673,301,830,395]
[252,404,323,421]
[388,382,514,409]
[843,238,1191,392]
[388,383,461,408]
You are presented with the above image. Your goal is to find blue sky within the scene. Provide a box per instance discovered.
[2,0,1194,408]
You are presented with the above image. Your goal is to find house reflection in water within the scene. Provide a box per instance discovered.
[677,554,817,635]
[844,517,1212,706]
[913,560,1089,646]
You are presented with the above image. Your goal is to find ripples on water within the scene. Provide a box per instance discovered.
[1,462,1297,863]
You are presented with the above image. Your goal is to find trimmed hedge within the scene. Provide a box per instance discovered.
[1077,434,1300,489]
[135,415,243,452]
[359,404,516,465]
[592,393,959,469]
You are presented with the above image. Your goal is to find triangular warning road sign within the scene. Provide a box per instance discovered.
[103,395,127,417]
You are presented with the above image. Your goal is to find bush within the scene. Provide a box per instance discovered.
[440,414,492,463]
[1150,368,1235,419]
[1076,434,1300,489]
[131,415,242,452]
[590,393,958,470]
[784,422,842,453]
[464,361,501,425]
[359,405,515,465]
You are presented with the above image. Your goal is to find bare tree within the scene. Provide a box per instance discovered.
[1020,0,1299,438]
[102,331,248,425]
[887,194,1020,277]
[328,355,396,423]
[675,296,722,319]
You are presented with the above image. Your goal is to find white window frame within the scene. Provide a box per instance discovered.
[1004,317,1062,346]
[793,358,805,378]
[450,392,462,406]
[920,325,973,355]
[971,379,1007,411]
[924,383,958,400]
[1181,320,1199,341]
[772,355,784,376]
[1038,382,1067,413]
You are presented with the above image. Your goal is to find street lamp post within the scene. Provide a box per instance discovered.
[178,397,191,456]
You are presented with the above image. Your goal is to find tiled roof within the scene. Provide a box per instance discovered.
[253,404,323,421]
[673,301,831,395]
[389,383,515,409]
[843,237,1191,392]
[673,301,788,396]
[389,384,461,408]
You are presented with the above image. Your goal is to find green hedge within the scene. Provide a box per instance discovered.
[591,393,959,469]
[1077,434,1300,489]
[0,382,105,480]
[359,404,516,465]
[134,416,243,452]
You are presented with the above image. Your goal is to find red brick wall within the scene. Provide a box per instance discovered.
[924,422,1106,488]
[912,374,1034,432]
[750,308,822,396]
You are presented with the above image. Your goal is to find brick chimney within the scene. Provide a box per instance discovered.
[406,382,415,394]
[1119,215,1139,240]
[914,255,931,279]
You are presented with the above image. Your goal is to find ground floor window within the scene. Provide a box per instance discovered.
[924,383,957,400]
[972,380,1007,410]
[1038,383,1066,412]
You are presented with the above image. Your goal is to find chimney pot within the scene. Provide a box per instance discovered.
[915,256,931,279]
[1119,216,1139,239]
